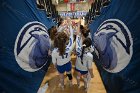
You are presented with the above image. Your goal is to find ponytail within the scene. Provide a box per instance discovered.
[80,38,92,64]
[59,38,66,56]
[57,32,68,56]
[80,45,86,64]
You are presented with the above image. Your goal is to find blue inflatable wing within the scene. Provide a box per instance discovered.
[0,0,53,93]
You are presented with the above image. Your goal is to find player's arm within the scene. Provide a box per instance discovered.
[66,18,74,53]
[87,53,94,78]
[76,18,82,56]
[57,25,67,32]
[76,35,82,56]
[52,50,57,68]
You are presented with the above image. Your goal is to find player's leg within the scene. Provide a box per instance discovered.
[83,74,88,91]
[66,71,73,86]
[65,62,73,86]
[77,72,81,88]
[59,73,64,89]
[75,68,81,88]
[56,65,65,89]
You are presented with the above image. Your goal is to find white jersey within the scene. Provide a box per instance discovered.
[75,35,93,71]
[52,26,74,66]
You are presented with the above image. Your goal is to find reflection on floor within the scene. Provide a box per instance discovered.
[40,55,106,93]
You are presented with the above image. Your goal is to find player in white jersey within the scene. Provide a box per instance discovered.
[75,21,94,91]
[52,18,74,89]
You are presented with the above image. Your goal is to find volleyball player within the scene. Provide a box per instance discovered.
[75,20,94,91]
[52,18,74,89]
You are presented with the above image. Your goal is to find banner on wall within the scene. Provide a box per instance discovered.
[70,3,75,11]
[59,0,64,3]
[59,11,87,18]
[64,0,69,3]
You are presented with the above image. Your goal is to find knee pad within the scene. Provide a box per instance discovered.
[66,74,73,80]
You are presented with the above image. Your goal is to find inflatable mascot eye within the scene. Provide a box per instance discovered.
[93,19,133,73]
[14,21,50,72]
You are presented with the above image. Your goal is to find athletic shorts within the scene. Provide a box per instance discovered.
[75,68,88,75]
[57,62,72,73]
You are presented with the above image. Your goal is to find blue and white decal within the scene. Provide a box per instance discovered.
[94,19,133,73]
[14,21,50,72]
